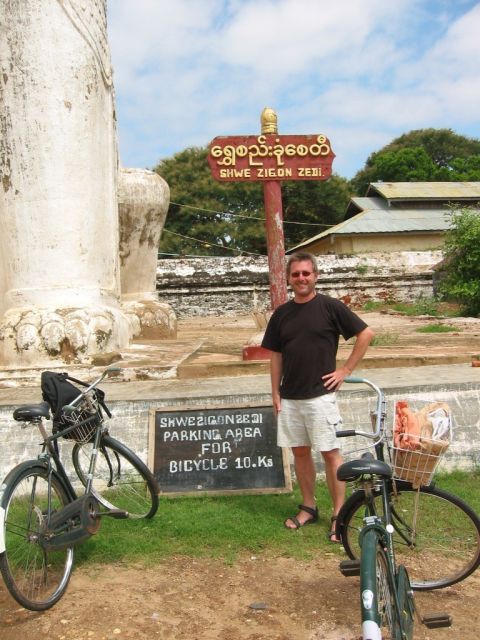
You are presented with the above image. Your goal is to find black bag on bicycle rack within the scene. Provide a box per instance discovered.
[41,371,107,443]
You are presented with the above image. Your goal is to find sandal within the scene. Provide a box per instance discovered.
[327,515,342,543]
[284,504,318,530]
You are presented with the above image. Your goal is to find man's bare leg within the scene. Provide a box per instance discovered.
[322,448,345,540]
[284,446,318,529]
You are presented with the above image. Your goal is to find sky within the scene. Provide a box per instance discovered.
[107,0,480,179]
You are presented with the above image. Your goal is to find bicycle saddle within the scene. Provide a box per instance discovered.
[337,458,392,482]
[13,401,51,422]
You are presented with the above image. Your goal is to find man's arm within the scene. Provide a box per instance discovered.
[269,350,283,415]
[322,326,375,390]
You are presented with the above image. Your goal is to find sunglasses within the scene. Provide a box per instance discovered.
[290,270,313,278]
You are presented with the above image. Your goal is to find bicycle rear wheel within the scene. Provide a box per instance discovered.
[0,464,74,611]
[72,435,159,519]
[337,480,480,590]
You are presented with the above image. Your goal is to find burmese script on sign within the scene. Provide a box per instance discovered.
[208,133,335,182]
[151,405,291,494]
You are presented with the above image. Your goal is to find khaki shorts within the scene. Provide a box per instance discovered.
[277,394,343,451]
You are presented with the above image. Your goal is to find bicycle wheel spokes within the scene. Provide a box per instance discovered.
[375,547,399,639]
[0,468,74,610]
[72,436,159,519]
[341,483,480,590]
[389,486,480,590]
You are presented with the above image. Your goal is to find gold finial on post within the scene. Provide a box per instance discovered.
[261,107,278,134]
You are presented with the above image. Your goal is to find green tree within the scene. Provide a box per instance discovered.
[155,146,352,256]
[282,176,350,248]
[155,147,265,257]
[439,208,480,316]
[351,129,480,195]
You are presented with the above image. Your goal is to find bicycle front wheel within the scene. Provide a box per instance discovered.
[0,465,74,611]
[72,435,159,519]
[360,529,402,640]
[338,480,480,590]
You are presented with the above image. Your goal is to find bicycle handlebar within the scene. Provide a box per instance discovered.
[336,376,387,442]
[62,367,121,414]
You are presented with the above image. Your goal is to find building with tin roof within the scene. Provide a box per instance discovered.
[288,182,480,255]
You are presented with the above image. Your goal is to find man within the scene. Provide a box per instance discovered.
[261,251,374,540]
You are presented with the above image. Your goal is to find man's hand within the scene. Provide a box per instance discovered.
[272,394,282,416]
[323,327,375,390]
[322,367,351,391]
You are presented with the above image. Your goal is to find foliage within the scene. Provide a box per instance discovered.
[154,146,351,256]
[351,128,480,195]
[155,147,265,257]
[281,175,350,249]
[438,208,480,316]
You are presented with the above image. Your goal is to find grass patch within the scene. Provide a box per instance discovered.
[362,300,389,312]
[74,471,479,567]
[361,298,463,318]
[371,332,400,346]
[415,324,461,333]
[75,482,339,567]
[434,469,480,511]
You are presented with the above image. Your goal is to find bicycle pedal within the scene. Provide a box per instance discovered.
[339,559,361,577]
[422,613,452,629]
[101,509,129,519]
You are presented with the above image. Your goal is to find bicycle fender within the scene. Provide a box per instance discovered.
[0,460,50,554]
[1,459,49,487]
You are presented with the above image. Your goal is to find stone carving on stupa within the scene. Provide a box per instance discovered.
[0,0,175,366]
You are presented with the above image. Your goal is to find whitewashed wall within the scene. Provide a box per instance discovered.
[156,251,443,316]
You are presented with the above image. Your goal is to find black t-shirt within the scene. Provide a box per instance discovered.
[261,294,367,399]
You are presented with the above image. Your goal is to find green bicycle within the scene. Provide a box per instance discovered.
[336,377,463,639]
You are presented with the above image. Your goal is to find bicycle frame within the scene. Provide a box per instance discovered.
[338,377,415,639]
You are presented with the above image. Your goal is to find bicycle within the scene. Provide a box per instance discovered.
[335,377,480,593]
[334,376,470,639]
[0,367,159,611]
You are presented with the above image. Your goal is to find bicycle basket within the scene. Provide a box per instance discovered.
[41,371,104,444]
[389,400,452,488]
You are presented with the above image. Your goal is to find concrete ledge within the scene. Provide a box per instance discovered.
[1,364,479,483]
[176,353,473,379]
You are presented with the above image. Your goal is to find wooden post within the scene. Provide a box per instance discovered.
[260,108,288,311]
[263,180,288,309]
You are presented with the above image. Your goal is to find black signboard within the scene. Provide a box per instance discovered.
[148,403,292,495]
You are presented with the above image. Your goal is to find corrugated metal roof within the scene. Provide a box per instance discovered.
[345,197,387,218]
[290,203,464,252]
[289,182,480,252]
[367,182,480,201]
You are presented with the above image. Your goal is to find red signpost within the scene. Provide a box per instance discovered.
[207,109,335,358]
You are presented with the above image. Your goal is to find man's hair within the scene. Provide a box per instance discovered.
[286,251,318,276]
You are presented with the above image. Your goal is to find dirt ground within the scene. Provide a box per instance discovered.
[1,311,479,639]
[1,552,479,640]
[175,310,480,370]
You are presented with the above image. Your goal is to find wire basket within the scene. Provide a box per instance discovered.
[53,391,102,444]
[388,401,452,488]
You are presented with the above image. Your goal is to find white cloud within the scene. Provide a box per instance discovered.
[107,0,480,176]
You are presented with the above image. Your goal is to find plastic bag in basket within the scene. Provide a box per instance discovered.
[392,400,452,488]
